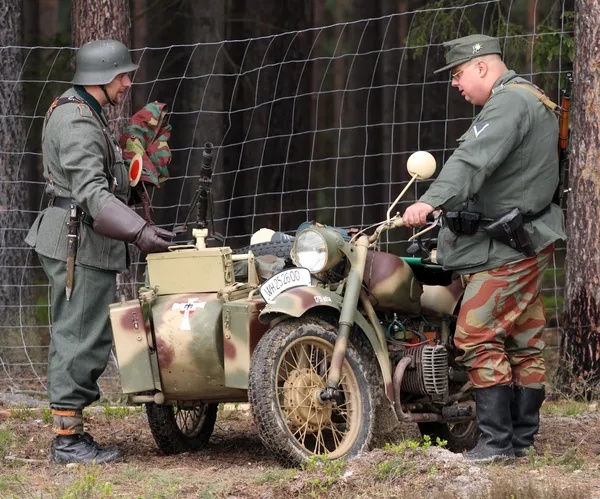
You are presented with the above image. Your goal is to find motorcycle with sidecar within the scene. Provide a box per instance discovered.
[109,150,478,466]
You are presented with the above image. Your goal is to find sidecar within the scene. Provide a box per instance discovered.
[109,243,269,454]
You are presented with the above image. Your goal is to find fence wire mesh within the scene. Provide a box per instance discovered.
[0,0,573,402]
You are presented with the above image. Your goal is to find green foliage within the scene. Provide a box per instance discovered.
[406,0,481,57]
[253,468,297,485]
[406,1,574,74]
[541,400,588,417]
[55,466,113,499]
[102,404,133,420]
[526,445,585,472]
[534,12,575,69]
[42,408,53,425]
[377,436,446,482]
[0,429,14,458]
[301,455,345,495]
[383,434,446,455]
[9,405,33,421]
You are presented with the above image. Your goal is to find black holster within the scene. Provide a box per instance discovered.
[483,208,536,257]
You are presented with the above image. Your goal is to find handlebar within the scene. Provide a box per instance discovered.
[366,210,441,245]
[367,216,405,244]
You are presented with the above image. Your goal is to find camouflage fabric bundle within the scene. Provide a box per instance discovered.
[120,101,172,187]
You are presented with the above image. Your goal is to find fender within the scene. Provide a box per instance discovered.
[260,286,394,402]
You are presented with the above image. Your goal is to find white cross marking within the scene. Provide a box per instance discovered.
[171,299,205,331]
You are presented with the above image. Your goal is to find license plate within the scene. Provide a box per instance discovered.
[260,268,312,304]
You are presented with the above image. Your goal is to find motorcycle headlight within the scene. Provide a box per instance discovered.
[292,228,343,273]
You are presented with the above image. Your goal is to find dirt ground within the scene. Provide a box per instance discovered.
[1,400,600,499]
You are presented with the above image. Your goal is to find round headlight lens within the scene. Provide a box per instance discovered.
[294,230,328,272]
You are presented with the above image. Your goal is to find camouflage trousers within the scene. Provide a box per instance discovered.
[454,245,554,388]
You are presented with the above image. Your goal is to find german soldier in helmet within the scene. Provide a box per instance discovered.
[25,39,174,464]
[402,35,566,461]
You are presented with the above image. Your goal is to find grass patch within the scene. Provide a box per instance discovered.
[45,465,113,498]
[110,464,145,485]
[471,476,588,499]
[541,400,589,417]
[301,455,345,495]
[526,445,585,471]
[102,404,133,420]
[9,405,34,421]
[253,468,296,485]
[196,483,230,499]
[0,428,15,458]
[375,436,445,482]
[42,408,52,424]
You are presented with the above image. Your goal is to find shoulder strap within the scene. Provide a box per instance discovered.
[503,83,559,114]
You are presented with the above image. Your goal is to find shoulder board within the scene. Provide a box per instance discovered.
[46,95,94,119]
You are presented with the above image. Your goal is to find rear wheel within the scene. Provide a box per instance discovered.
[145,402,218,454]
[249,317,380,467]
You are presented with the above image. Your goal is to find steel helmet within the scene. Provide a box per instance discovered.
[72,39,139,85]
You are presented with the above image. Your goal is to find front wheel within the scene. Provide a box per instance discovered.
[249,318,380,467]
[145,402,218,455]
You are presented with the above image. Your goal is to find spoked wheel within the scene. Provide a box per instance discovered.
[145,402,218,455]
[249,317,380,467]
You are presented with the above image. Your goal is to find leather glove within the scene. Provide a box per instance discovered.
[134,225,175,253]
[93,198,174,253]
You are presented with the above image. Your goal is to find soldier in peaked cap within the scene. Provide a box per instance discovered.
[25,39,174,464]
[402,34,566,462]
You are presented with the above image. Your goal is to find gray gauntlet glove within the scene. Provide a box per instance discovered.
[93,198,174,253]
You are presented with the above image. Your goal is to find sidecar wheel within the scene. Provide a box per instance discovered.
[249,317,380,467]
[145,402,218,455]
[417,419,479,452]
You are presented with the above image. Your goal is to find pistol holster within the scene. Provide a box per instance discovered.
[482,208,535,257]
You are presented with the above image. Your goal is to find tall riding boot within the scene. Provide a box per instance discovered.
[50,409,122,464]
[511,385,545,457]
[466,385,515,462]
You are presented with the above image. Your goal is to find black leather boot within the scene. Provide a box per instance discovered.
[466,385,515,462]
[511,385,545,457]
[51,433,123,464]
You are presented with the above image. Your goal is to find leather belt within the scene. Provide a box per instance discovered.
[474,205,551,231]
[48,196,94,225]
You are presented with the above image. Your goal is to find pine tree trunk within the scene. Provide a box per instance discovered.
[0,1,31,331]
[72,0,132,136]
[558,0,600,397]
[72,0,136,300]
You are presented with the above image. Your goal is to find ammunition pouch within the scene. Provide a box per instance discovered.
[445,210,487,236]
[483,208,535,257]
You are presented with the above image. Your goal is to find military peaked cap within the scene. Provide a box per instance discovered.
[434,34,502,74]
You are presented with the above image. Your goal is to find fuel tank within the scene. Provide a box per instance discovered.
[363,250,422,315]
[150,292,246,401]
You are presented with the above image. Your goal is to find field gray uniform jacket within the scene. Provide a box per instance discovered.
[25,87,130,272]
[420,71,566,274]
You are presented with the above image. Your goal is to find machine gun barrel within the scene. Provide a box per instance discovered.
[196,142,214,229]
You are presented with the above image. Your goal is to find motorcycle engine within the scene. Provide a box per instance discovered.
[398,343,449,396]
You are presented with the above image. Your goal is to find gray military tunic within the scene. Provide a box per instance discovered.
[420,71,566,274]
[25,87,130,410]
[26,88,129,270]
